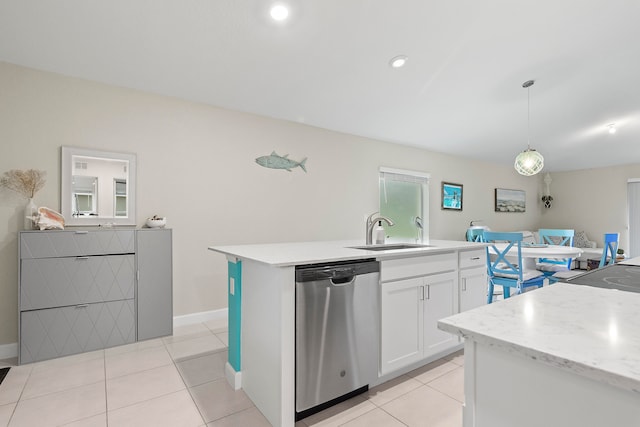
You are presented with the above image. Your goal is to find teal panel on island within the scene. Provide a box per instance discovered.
[228,260,242,371]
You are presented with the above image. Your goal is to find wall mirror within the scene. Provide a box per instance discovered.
[61,146,137,226]
[379,167,430,243]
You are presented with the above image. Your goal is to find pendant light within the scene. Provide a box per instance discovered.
[514,80,544,176]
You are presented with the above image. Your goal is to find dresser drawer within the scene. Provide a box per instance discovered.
[20,254,135,310]
[458,249,486,269]
[20,299,135,364]
[20,230,135,259]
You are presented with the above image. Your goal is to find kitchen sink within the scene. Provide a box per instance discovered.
[348,243,433,251]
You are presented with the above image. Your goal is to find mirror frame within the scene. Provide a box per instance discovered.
[61,146,137,226]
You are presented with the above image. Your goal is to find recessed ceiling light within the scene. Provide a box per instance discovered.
[270,4,289,21]
[389,55,408,68]
[608,123,617,134]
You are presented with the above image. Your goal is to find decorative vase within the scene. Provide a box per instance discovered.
[24,198,37,230]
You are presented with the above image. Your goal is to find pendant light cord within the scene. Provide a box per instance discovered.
[527,84,531,150]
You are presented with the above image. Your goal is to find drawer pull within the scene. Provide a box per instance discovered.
[76,257,89,260]
[74,231,89,234]
[75,304,88,309]
[470,257,481,260]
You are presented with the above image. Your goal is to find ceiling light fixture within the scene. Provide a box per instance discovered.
[389,55,408,68]
[270,4,289,21]
[608,123,617,134]
[514,80,544,176]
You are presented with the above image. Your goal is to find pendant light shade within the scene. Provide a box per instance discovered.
[514,148,544,176]
[514,80,544,176]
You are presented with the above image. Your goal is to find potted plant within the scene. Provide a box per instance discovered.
[0,169,46,229]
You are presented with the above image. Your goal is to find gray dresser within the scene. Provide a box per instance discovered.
[18,228,172,364]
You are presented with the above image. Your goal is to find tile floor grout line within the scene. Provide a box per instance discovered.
[369,407,410,427]
[166,327,209,426]
[104,351,109,427]
[20,378,108,402]
[425,382,464,405]
[4,364,33,427]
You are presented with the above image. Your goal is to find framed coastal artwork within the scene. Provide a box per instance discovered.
[441,182,463,211]
[495,188,526,213]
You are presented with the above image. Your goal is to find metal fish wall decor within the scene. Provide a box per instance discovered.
[255,151,307,173]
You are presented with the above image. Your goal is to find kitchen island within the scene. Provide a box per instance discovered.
[438,277,640,427]
[209,239,487,427]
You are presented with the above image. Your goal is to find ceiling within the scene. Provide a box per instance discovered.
[1,0,639,172]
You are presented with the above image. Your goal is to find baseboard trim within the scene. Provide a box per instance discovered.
[225,361,242,390]
[173,308,228,328]
[0,342,17,360]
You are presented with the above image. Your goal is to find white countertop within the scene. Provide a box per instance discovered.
[208,239,485,267]
[438,283,640,393]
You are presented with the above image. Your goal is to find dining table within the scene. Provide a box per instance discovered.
[491,242,584,270]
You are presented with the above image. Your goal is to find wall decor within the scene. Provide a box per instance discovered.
[61,146,136,226]
[441,182,463,211]
[0,169,47,230]
[255,151,307,173]
[542,172,553,208]
[495,188,526,213]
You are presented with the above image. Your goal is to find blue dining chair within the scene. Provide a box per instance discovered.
[484,231,546,304]
[599,233,620,268]
[466,228,485,242]
[537,229,575,283]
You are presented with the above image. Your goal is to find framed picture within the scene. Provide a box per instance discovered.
[495,188,526,213]
[441,182,463,211]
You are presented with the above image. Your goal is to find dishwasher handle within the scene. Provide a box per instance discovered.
[330,276,356,286]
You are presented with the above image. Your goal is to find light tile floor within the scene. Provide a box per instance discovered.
[0,318,464,427]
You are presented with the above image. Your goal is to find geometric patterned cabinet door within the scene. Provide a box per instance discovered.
[20,299,135,364]
[21,255,135,310]
[20,230,135,259]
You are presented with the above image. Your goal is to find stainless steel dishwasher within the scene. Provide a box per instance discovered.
[295,259,380,420]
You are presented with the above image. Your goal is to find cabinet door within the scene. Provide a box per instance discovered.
[20,230,135,259]
[136,229,173,341]
[21,255,135,310]
[20,300,135,364]
[380,277,424,375]
[423,271,457,358]
[460,266,487,312]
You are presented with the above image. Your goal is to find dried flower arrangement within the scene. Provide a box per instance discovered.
[0,169,46,199]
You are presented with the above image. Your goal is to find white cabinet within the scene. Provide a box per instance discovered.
[423,271,457,355]
[380,254,457,375]
[380,277,424,374]
[458,249,487,312]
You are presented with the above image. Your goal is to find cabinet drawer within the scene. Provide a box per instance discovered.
[381,252,456,282]
[458,249,486,269]
[20,230,135,259]
[21,254,135,310]
[20,299,135,364]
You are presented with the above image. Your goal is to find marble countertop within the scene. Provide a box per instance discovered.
[208,239,485,267]
[438,283,640,393]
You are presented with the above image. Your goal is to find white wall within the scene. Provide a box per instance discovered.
[0,61,542,346]
[540,165,640,255]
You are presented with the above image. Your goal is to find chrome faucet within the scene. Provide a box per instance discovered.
[415,216,423,242]
[366,212,395,245]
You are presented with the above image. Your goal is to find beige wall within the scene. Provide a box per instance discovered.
[0,61,542,346]
[539,165,640,255]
